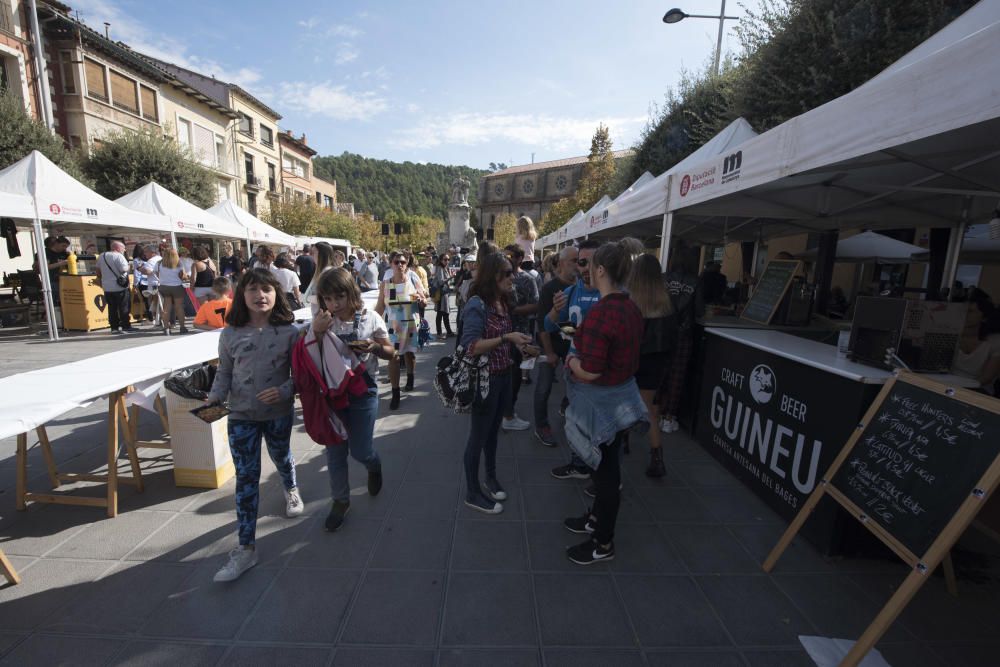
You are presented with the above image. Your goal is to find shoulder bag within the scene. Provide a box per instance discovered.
[104,253,129,289]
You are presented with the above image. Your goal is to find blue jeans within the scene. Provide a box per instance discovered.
[532,357,560,429]
[326,388,381,503]
[228,413,297,546]
[464,371,512,497]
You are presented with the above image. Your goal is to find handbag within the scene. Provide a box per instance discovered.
[433,345,491,413]
[104,253,129,288]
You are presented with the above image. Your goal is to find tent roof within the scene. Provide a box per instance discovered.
[796,231,927,264]
[205,200,295,247]
[0,151,171,234]
[116,183,246,239]
[665,2,1000,244]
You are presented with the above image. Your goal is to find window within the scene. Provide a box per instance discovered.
[217,180,229,202]
[244,153,255,182]
[139,84,157,121]
[0,57,8,95]
[84,58,107,102]
[246,193,257,217]
[215,136,226,171]
[267,163,276,192]
[59,51,76,94]
[282,155,308,178]
[238,112,252,137]
[194,123,214,166]
[0,0,14,36]
[295,191,304,203]
[316,192,321,204]
[259,124,273,147]
[109,69,138,114]
[176,118,191,148]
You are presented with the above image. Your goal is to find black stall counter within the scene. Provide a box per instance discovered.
[696,327,975,552]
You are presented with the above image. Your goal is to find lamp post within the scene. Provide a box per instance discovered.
[663,1,739,75]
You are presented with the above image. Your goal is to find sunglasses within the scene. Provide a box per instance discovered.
[576,259,590,267]
[394,260,407,266]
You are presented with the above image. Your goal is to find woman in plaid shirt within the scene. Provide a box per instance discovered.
[563,243,649,565]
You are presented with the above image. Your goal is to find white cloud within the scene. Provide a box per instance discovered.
[278,82,388,121]
[391,112,646,152]
[328,24,363,38]
[298,17,320,29]
[71,0,262,88]
[360,66,389,80]
[405,103,421,113]
[335,44,360,65]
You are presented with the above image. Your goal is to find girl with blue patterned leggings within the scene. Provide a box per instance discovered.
[207,269,304,582]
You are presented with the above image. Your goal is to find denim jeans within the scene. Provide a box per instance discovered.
[464,371,512,497]
[327,388,381,503]
[532,357,560,429]
[228,413,297,546]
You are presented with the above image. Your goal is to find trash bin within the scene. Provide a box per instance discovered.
[164,365,233,488]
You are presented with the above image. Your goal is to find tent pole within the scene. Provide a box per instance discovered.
[32,217,57,341]
[941,197,971,296]
[659,175,675,272]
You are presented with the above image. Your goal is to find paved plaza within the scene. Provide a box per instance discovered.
[0,325,998,666]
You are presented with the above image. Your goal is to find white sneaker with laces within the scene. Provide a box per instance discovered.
[659,417,671,433]
[284,487,304,517]
[213,547,258,582]
[502,416,530,431]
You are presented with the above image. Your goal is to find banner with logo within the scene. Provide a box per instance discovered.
[696,331,880,522]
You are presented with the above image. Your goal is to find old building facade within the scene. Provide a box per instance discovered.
[476,150,632,231]
[278,130,315,203]
[0,0,42,120]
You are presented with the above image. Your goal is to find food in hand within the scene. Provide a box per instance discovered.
[348,340,370,350]
[559,325,576,335]
[190,403,230,423]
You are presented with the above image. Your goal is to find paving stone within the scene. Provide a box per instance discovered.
[636,487,719,524]
[123,509,234,563]
[438,648,540,666]
[645,651,744,666]
[727,523,834,573]
[47,510,173,561]
[110,641,227,666]
[331,647,435,666]
[525,521,607,572]
[742,648,817,666]
[287,517,381,569]
[0,633,24,657]
[390,482,459,521]
[696,575,816,646]
[241,568,358,643]
[772,573,913,643]
[517,457,570,485]
[0,506,93,556]
[543,649,644,666]
[341,570,445,645]
[534,573,635,647]
[605,523,686,574]
[615,575,731,647]
[520,484,585,521]
[667,525,760,574]
[672,459,738,487]
[451,520,528,571]
[44,561,196,634]
[442,572,537,645]
[403,452,463,486]
[0,634,122,666]
[0,558,110,630]
[220,645,332,666]
[692,484,785,524]
[457,483,524,521]
[137,564,276,639]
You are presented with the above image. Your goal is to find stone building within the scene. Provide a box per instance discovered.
[278,129,315,202]
[0,0,43,121]
[476,150,632,232]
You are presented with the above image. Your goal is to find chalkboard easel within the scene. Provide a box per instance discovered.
[740,259,801,325]
[763,372,1000,667]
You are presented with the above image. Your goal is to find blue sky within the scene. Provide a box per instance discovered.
[70,0,752,169]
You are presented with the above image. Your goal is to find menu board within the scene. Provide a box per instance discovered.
[831,375,1000,557]
[741,260,800,324]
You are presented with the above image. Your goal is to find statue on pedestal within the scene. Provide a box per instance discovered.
[463,227,479,254]
[451,175,470,208]
[448,174,473,246]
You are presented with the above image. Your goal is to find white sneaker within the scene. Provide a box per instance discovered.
[668,419,680,433]
[502,416,530,431]
[284,487,304,517]
[213,547,258,582]
[659,417,671,433]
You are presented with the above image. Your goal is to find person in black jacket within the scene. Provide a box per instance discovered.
[659,247,704,433]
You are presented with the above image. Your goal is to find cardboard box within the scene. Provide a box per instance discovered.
[164,392,234,488]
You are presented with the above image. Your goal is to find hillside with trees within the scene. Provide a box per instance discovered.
[312,152,487,222]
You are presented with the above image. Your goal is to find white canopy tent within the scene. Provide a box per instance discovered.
[116,183,247,242]
[205,200,295,249]
[659,0,1000,291]
[796,231,927,264]
[293,236,352,254]
[0,151,172,341]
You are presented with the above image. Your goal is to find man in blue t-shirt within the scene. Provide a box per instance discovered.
[543,238,601,479]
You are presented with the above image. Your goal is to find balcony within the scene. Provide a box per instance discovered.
[0,0,14,36]
[244,175,263,192]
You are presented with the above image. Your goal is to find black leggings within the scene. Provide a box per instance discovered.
[592,432,625,545]
[435,304,453,335]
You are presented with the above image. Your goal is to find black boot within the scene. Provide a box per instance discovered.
[645,447,665,478]
[390,388,401,410]
[404,373,414,391]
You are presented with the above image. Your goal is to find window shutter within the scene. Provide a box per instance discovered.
[84,59,107,100]
[140,85,157,121]
[109,70,138,113]
[194,124,214,165]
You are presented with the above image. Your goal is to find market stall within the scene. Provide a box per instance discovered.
[205,200,295,250]
[116,182,248,249]
[0,151,172,341]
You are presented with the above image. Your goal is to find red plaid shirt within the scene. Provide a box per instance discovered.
[573,293,642,386]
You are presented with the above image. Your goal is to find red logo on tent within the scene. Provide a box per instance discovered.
[49,204,61,214]
[679,175,691,197]
[177,221,185,228]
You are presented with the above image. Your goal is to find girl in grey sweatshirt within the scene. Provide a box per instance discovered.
[207,268,304,583]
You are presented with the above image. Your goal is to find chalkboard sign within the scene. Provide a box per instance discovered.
[764,372,1000,667]
[741,260,800,324]
[831,375,1000,556]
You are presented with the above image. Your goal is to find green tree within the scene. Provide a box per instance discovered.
[83,126,216,206]
[0,91,86,180]
[540,124,618,235]
[262,197,327,236]
[492,213,518,249]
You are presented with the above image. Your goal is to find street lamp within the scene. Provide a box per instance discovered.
[663,2,739,75]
